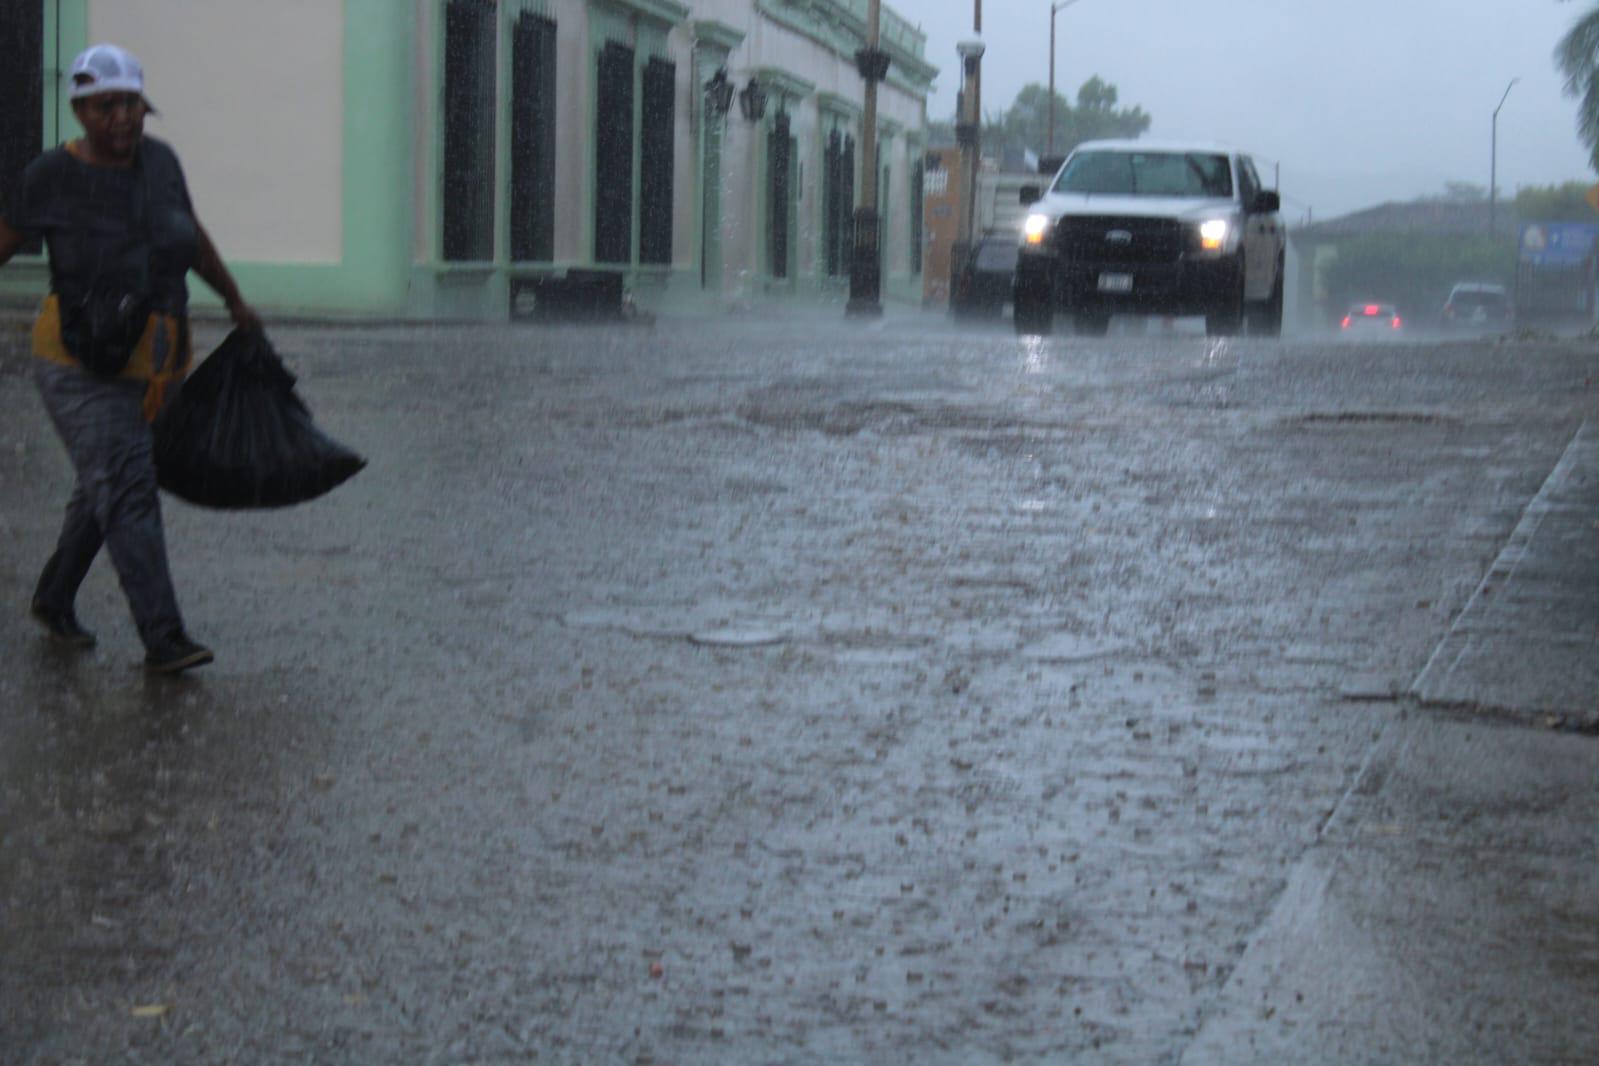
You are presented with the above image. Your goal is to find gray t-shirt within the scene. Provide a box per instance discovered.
[1,136,198,316]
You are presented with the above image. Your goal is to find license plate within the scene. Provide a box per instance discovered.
[1098,272,1134,294]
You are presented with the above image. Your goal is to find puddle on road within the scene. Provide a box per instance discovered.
[565,604,801,649]
[688,627,787,648]
[1022,633,1129,663]
[1294,411,1449,426]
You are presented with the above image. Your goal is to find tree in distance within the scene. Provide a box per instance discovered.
[1515,180,1599,219]
[924,77,1151,158]
[1427,181,1488,203]
[1422,180,1596,220]
[992,77,1152,157]
[1322,232,1515,323]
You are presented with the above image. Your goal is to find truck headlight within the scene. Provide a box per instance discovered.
[1198,219,1229,252]
[1023,214,1052,245]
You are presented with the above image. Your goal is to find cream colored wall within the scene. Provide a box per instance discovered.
[410,0,589,266]
[552,6,591,265]
[741,13,922,134]
[705,4,928,293]
[412,0,433,263]
[671,41,694,275]
[393,0,925,299]
[789,104,820,278]
[90,0,344,265]
[717,111,760,298]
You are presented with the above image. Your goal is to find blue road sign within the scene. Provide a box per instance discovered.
[1519,222,1599,267]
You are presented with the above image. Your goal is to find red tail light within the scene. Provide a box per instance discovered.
[1391,316,1402,329]
[1341,316,1351,329]
[1364,304,1381,316]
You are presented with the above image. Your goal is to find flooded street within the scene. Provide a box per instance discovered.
[3,315,1597,1062]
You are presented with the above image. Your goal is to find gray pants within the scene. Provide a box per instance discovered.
[33,361,185,649]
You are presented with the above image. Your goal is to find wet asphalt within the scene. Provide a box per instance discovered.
[1,312,1596,1063]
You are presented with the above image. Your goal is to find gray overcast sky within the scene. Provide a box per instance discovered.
[908,0,1595,221]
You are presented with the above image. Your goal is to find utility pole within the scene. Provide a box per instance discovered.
[951,4,985,307]
[847,0,890,316]
[1048,0,1086,157]
[966,0,983,250]
[1490,77,1519,238]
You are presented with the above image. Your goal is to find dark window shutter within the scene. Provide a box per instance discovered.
[767,111,791,279]
[511,13,557,262]
[840,134,856,273]
[824,130,841,276]
[442,0,497,262]
[910,155,924,274]
[0,0,44,254]
[639,57,675,265]
[594,42,635,264]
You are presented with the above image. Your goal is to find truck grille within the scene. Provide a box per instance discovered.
[1056,216,1183,265]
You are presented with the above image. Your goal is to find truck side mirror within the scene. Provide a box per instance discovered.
[1020,185,1042,206]
[1253,190,1281,214]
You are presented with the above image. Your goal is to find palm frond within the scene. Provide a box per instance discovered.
[1555,5,1599,169]
[1556,7,1599,92]
[1579,70,1599,171]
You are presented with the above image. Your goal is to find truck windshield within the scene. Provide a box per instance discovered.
[1053,151,1234,198]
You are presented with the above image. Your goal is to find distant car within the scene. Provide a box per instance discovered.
[1440,282,1513,333]
[1340,302,1404,339]
[952,234,1019,319]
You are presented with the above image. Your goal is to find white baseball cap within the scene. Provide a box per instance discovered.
[68,43,147,100]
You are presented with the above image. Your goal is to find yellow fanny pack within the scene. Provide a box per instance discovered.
[32,293,192,422]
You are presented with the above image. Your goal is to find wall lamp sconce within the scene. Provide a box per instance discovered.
[738,78,767,121]
[854,46,891,83]
[704,68,735,116]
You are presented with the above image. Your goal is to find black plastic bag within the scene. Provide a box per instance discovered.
[154,329,365,509]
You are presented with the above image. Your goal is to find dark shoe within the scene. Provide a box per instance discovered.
[30,598,96,649]
[144,632,214,675]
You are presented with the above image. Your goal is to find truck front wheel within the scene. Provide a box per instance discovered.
[1247,256,1285,338]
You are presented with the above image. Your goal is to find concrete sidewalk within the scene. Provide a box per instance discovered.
[1413,420,1599,730]
[1184,420,1599,1064]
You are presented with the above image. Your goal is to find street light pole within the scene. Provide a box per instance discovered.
[953,40,986,250]
[1048,0,1085,158]
[1490,76,1519,238]
[965,0,983,248]
[847,0,890,316]
[949,2,985,310]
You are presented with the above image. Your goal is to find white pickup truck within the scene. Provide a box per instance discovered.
[1013,140,1287,337]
